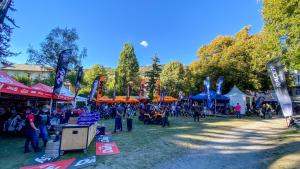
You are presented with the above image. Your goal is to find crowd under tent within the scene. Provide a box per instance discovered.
[224,86,253,115]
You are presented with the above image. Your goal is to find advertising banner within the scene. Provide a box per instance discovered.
[96,142,120,156]
[267,57,293,117]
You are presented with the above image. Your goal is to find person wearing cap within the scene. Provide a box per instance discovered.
[36,105,51,147]
[24,107,40,153]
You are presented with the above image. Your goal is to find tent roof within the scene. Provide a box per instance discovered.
[152,96,177,103]
[0,70,51,98]
[191,90,229,101]
[114,96,139,103]
[225,85,250,97]
[31,83,74,101]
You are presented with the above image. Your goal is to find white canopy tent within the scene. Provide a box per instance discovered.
[57,86,87,106]
[225,86,253,115]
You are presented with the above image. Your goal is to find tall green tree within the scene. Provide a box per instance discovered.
[115,43,139,95]
[160,61,185,96]
[27,27,87,69]
[191,26,273,93]
[262,0,300,69]
[79,64,107,95]
[145,53,162,100]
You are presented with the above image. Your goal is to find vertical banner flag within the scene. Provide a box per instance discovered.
[160,88,165,103]
[53,49,72,95]
[139,79,145,100]
[74,66,83,98]
[204,77,212,109]
[216,76,224,95]
[96,76,106,101]
[267,57,293,117]
[89,76,99,103]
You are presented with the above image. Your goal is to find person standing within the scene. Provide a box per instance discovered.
[36,105,51,147]
[235,103,241,119]
[24,107,40,153]
[162,106,170,127]
[193,102,200,122]
[114,104,123,133]
[126,104,134,132]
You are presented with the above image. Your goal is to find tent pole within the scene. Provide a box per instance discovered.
[49,98,53,116]
[215,98,217,116]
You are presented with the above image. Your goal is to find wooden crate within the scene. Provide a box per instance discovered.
[59,124,96,154]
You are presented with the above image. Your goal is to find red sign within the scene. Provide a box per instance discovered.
[96,142,120,155]
[20,158,75,169]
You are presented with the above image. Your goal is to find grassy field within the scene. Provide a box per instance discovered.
[0,116,299,169]
[265,129,300,169]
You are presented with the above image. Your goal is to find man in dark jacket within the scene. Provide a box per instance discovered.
[36,105,51,147]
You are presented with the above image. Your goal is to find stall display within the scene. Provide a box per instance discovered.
[59,112,99,155]
[59,124,97,155]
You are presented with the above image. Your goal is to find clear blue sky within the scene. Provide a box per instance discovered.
[8,0,263,68]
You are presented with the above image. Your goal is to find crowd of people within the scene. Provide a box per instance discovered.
[1,99,298,154]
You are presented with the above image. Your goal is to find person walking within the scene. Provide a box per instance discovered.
[36,105,51,147]
[235,103,241,119]
[24,107,40,153]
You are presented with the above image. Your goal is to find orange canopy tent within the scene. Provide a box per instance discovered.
[114,96,139,103]
[152,96,178,103]
[95,96,114,104]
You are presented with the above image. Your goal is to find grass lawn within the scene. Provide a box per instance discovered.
[0,116,264,169]
[264,129,300,169]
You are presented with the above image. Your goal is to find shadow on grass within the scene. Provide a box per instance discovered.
[1,117,296,169]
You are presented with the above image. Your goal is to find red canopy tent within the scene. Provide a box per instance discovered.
[31,83,74,101]
[0,70,52,98]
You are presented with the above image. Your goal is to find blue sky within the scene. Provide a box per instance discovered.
[8,0,263,68]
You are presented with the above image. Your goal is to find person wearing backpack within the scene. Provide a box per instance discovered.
[36,105,51,147]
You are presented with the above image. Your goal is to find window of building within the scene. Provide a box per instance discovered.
[296,89,300,95]
[298,75,300,83]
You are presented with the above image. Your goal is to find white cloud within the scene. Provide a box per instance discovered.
[140,40,149,48]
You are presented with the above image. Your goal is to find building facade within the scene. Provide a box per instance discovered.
[0,64,53,80]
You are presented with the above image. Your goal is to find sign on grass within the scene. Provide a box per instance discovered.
[20,158,75,169]
[96,142,120,156]
[96,135,112,143]
[69,156,96,169]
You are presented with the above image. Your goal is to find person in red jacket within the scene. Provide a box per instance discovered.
[24,107,41,153]
[235,103,241,119]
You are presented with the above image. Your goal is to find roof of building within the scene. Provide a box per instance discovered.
[1,64,53,72]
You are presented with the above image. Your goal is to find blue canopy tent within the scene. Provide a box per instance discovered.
[191,90,229,101]
[191,90,229,114]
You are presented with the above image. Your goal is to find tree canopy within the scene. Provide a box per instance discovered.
[27,27,87,69]
[160,61,185,96]
[145,53,162,100]
[262,0,300,70]
[115,43,140,95]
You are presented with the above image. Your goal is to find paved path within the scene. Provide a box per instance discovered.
[155,118,287,169]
